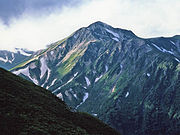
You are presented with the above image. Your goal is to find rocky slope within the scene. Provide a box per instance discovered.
[0,48,34,70]
[0,67,120,135]
[11,21,180,135]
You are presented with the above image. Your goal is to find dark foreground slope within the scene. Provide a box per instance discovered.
[0,68,120,135]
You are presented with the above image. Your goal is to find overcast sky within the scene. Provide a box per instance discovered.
[0,0,180,51]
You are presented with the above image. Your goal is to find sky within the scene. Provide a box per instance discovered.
[0,0,180,51]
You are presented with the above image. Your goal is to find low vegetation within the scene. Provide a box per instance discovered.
[0,68,120,135]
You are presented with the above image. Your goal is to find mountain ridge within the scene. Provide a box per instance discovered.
[7,21,180,135]
[0,48,34,70]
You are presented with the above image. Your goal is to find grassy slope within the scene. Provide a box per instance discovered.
[0,68,120,135]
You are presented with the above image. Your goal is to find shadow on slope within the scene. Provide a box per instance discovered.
[0,68,120,135]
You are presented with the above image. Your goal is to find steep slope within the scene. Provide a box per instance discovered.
[11,21,180,135]
[0,48,34,70]
[0,67,120,135]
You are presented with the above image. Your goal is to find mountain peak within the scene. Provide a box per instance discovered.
[88,21,109,27]
[87,21,112,30]
[6,21,180,135]
[87,21,136,38]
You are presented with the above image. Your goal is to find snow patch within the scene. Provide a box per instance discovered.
[29,62,36,69]
[170,41,175,45]
[147,73,150,77]
[105,65,108,72]
[11,53,15,62]
[31,77,38,85]
[41,68,51,88]
[0,53,15,63]
[175,58,180,63]
[40,57,49,79]
[51,78,57,86]
[0,56,8,63]
[112,37,119,42]
[52,77,74,93]
[74,72,78,77]
[152,43,162,51]
[85,76,91,86]
[111,86,116,93]
[67,77,74,84]
[57,93,63,101]
[152,43,174,55]
[69,88,73,92]
[68,88,77,99]
[50,51,54,55]
[95,75,103,82]
[73,94,77,99]
[46,78,57,89]
[13,66,38,85]
[92,113,97,116]
[76,92,89,109]
[83,93,89,102]
[125,92,129,97]
[14,48,32,56]
[106,29,120,38]
[161,48,174,54]
[13,66,29,76]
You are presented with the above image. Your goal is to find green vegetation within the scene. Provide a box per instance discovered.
[57,49,86,79]
[10,37,68,71]
[58,53,80,78]
[0,68,120,135]
[158,61,173,70]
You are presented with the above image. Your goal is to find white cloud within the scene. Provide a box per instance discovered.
[0,0,179,51]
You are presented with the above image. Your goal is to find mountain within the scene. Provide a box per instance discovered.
[0,67,120,135]
[0,48,34,70]
[11,21,180,135]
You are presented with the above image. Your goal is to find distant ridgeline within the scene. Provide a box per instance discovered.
[0,48,34,70]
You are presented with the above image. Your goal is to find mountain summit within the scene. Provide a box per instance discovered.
[88,21,136,37]
[10,21,180,135]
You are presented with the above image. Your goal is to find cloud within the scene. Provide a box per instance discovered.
[0,0,82,24]
[0,0,179,51]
